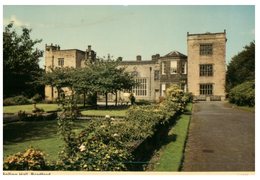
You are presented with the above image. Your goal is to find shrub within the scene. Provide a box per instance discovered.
[56,85,189,171]
[229,81,255,107]
[58,119,133,171]
[31,93,43,103]
[135,99,151,105]
[3,95,30,106]
[160,84,189,113]
[3,147,48,170]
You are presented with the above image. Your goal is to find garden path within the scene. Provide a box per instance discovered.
[182,101,254,172]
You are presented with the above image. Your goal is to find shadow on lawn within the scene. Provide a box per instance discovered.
[3,121,58,145]
[3,120,90,145]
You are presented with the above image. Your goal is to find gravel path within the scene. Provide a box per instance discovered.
[182,101,255,171]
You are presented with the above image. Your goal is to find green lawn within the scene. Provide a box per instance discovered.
[225,102,255,113]
[3,120,90,162]
[81,109,127,116]
[3,104,60,114]
[153,103,192,171]
[3,104,128,117]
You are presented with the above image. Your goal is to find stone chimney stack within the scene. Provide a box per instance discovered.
[136,55,142,61]
[88,45,91,52]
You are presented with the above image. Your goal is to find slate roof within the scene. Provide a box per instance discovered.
[162,51,187,58]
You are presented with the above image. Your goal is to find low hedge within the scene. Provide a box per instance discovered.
[229,81,255,107]
[3,95,30,106]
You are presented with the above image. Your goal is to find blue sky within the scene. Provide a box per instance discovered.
[3,5,255,68]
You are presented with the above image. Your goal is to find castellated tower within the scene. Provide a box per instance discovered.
[44,44,86,100]
[187,31,227,101]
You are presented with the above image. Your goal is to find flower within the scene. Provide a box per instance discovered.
[79,144,86,152]
[113,133,119,137]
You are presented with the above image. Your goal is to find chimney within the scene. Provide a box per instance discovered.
[88,45,91,52]
[152,54,160,60]
[136,55,142,61]
[117,57,123,61]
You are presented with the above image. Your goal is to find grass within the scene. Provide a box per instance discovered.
[3,104,128,117]
[152,103,192,171]
[224,102,255,113]
[3,120,90,161]
[3,104,60,114]
[81,109,127,116]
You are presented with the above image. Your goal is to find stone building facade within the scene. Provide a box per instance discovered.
[187,31,227,100]
[44,44,96,100]
[44,31,226,102]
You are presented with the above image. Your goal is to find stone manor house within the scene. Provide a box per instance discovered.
[45,31,227,102]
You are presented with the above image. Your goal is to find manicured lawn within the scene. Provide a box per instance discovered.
[153,103,192,171]
[81,109,127,116]
[3,120,90,162]
[225,102,255,113]
[3,104,60,114]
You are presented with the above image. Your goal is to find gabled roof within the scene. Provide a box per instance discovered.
[162,51,187,58]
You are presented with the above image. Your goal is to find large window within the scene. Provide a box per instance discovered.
[170,61,177,74]
[133,78,147,96]
[58,58,64,67]
[161,83,166,96]
[200,84,213,95]
[200,64,213,76]
[200,43,213,55]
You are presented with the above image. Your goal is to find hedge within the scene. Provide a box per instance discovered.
[229,81,255,107]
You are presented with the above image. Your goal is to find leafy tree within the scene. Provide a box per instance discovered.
[3,23,44,98]
[226,41,255,92]
[42,59,135,108]
[40,67,76,103]
[85,58,135,108]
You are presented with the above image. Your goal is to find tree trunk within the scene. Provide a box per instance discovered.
[115,91,118,106]
[83,92,86,107]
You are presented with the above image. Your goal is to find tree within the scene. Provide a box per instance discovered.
[40,67,76,103]
[41,58,135,108]
[226,41,255,92]
[3,23,44,98]
[89,58,135,108]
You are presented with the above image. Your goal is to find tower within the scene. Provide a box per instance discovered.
[187,31,227,100]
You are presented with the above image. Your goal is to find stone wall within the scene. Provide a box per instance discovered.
[187,32,226,100]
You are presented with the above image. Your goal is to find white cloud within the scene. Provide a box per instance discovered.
[3,15,30,27]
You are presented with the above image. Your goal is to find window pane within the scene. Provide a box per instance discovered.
[200,64,213,76]
[132,78,147,96]
[200,44,213,55]
[170,61,177,74]
[199,84,213,95]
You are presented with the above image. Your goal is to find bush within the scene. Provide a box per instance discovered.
[160,85,189,113]
[3,147,48,170]
[31,93,43,103]
[135,99,151,105]
[55,85,190,171]
[3,95,30,106]
[229,81,255,107]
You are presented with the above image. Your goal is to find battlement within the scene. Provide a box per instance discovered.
[45,43,60,51]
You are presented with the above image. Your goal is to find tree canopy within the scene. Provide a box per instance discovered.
[3,23,44,98]
[41,58,135,107]
[226,41,255,91]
